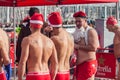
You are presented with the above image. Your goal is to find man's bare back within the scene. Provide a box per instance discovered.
[47,11,74,80]
[51,28,74,71]
[18,32,57,72]
[29,33,56,72]
[0,28,10,72]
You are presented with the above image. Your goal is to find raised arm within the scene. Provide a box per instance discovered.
[18,37,29,80]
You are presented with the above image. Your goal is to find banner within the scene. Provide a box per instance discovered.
[95,53,116,79]
[10,44,15,68]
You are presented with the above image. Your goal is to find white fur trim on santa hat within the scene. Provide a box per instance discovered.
[30,20,43,25]
[49,24,62,27]
[48,21,62,27]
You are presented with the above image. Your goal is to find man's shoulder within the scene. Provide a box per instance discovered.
[87,28,97,34]
[42,35,55,48]
[0,29,8,38]
[22,36,30,43]
[42,34,54,43]
[50,35,59,42]
[0,28,7,34]
[67,32,73,38]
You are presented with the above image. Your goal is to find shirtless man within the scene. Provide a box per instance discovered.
[47,12,74,80]
[18,13,58,80]
[73,11,99,80]
[16,7,39,63]
[106,16,120,80]
[0,28,11,80]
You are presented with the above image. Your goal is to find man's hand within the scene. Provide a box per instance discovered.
[44,26,53,33]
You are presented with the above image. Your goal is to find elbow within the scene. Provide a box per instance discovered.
[90,46,97,51]
[55,62,58,73]
[55,58,58,65]
[4,59,10,65]
[55,61,58,68]
[19,61,26,66]
[54,60,58,70]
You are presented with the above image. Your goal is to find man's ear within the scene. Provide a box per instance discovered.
[85,19,87,22]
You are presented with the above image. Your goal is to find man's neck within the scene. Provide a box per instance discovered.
[53,28,62,35]
[83,24,89,29]
[113,27,119,33]
[31,29,41,34]
[77,24,88,29]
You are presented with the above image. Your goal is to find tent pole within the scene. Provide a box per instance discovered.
[13,0,16,80]
[7,7,10,23]
[44,6,47,21]
[116,2,119,22]
[13,6,16,80]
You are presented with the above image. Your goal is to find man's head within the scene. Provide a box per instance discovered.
[73,11,87,28]
[47,12,62,32]
[106,16,118,32]
[30,13,44,32]
[29,7,39,17]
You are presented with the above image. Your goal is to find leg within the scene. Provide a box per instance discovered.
[72,76,76,80]
[117,63,120,80]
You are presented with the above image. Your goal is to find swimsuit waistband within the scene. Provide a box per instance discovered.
[77,59,97,66]
[0,71,4,74]
[57,71,69,74]
[27,72,50,75]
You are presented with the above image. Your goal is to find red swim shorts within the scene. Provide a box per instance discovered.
[55,71,70,80]
[76,60,97,80]
[26,72,51,80]
[0,72,7,80]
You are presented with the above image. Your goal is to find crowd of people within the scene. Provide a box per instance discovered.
[0,7,120,80]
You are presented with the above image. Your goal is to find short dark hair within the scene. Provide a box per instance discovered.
[29,7,39,17]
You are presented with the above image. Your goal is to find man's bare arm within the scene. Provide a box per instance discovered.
[0,40,10,65]
[18,37,29,80]
[75,29,99,51]
[115,29,120,41]
[69,33,75,55]
[49,42,58,80]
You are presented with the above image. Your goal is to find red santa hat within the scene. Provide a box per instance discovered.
[22,16,30,22]
[30,13,44,28]
[106,16,118,26]
[48,12,62,27]
[73,11,87,18]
